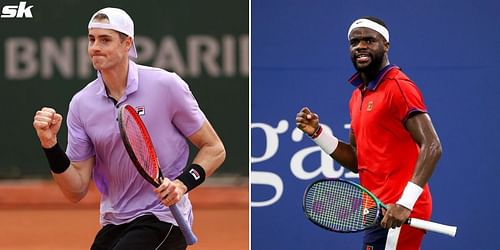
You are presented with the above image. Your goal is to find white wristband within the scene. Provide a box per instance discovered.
[312,129,339,155]
[396,181,423,211]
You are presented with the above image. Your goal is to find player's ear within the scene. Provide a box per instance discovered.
[125,36,133,50]
[384,41,390,52]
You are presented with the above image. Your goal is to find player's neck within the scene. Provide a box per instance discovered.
[101,60,129,101]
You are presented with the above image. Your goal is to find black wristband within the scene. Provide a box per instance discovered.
[176,164,206,192]
[42,143,70,174]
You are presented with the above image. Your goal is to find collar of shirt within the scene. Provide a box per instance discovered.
[348,64,399,91]
[95,60,139,98]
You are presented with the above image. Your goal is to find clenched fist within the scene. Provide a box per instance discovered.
[296,107,320,136]
[33,107,63,148]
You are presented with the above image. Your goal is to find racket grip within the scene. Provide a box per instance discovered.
[169,204,198,245]
[408,218,457,237]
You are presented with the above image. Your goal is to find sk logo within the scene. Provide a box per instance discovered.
[366,101,374,111]
[1,2,33,18]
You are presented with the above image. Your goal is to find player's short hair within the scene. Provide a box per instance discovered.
[359,16,388,29]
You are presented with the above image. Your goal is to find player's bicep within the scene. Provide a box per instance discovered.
[188,121,225,154]
[405,113,440,147]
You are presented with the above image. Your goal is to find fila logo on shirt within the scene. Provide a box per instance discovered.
[366,246,374,250]
[135,106,145,116]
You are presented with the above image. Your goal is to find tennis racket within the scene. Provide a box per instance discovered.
[118,104,197,245]
[303,178,457,237]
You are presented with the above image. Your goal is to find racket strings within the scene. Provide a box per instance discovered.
[123,110,159,178]
[304,180,378,232]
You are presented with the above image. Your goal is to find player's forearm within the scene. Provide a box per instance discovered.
[192,142,226,177]
[308,125,359,173]
[397,140,441,211]
[411,140,442,187]
[187,121,226,177]
[180,121,225,193]
[174,142,225,194]
[52,165,90,203]
[42,143,92,202]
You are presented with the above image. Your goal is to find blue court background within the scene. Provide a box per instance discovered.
[251,0,499,249]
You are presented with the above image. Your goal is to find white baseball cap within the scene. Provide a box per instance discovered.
[88,7,137,58]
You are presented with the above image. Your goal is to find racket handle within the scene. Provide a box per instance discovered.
[169,204,198,245]
[408,218,457,237]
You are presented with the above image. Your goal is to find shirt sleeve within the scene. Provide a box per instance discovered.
[170,74,206,137]
[65,97,95,161]
[391,79,428,123]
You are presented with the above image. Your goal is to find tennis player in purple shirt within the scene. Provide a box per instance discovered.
[33,7,226,250]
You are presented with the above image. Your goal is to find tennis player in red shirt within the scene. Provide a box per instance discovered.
[296,16,442,250]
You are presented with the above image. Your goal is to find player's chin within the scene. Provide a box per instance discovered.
[355,62,375,72]
[351,59,369,71]
[91,63,103,70]
[91,60,108,70]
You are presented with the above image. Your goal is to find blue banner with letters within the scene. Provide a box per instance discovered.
[251,0,500,249]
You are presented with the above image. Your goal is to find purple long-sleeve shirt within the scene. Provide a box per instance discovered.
[66,61,206,226]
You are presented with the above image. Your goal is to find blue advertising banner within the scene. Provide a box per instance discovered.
[251,0,500,249]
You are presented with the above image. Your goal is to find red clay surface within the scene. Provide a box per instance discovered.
[0,181,248,250]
